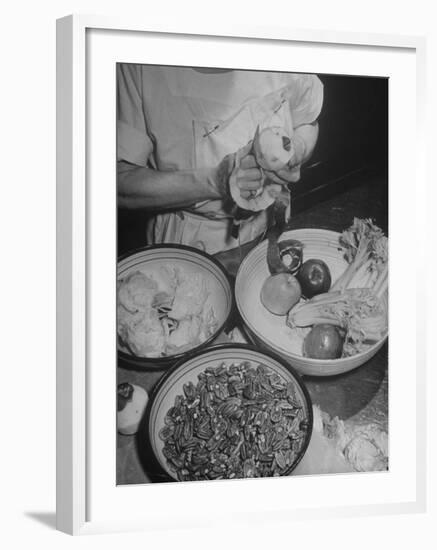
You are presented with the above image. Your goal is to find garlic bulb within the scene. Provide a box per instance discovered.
[117,383,149,435]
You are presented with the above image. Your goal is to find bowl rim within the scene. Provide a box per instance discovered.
[117,244,235,369]
[140,342,314,482]
[235,228,388,365]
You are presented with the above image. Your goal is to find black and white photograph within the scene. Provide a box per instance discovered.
[116,63,388,484]
[1,0,433,542]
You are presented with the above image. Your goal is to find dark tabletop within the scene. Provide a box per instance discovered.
[117,177,388,484]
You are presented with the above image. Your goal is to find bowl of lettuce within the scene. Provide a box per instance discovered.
[117,245,233,369]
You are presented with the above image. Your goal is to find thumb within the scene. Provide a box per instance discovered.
[236,140,254,161]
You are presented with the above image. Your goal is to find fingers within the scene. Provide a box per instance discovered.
[239,190,252,199]
[275,165,301,183]
[239,181,262,192]
[265,183,282,199]
[237,167,263,192]
[240,154,258,169]
[287,166,301,182]
[237,162,263,199]
[238,167,262,182]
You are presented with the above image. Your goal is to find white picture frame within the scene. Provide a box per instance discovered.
[56,14,427,535]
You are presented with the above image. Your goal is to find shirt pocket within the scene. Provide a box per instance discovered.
[192,103,256,169]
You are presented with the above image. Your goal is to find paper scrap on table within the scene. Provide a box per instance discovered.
[227,327,250,344]
[294,405,388,476]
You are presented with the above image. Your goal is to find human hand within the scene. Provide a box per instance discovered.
[214,141,264,200]
[233,141,264,200]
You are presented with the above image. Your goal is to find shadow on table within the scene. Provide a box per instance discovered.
[304,342,388,421]
[24,511,56,530]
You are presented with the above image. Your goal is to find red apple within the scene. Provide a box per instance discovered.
[297,259,331,298]
[303,324,344,359]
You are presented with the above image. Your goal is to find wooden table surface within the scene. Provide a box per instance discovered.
[117,177,388,485]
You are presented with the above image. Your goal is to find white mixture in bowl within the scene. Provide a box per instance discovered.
[117,265,218,358]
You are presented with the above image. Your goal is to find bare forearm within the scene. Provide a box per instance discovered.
[117,161,222,210]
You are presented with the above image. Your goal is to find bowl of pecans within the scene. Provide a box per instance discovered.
[143,344,313,482]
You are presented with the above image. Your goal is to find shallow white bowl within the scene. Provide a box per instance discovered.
[117,245,233,369]
[235,229,388,377]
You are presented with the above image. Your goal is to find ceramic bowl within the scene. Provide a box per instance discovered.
[235,228,388,377]
[143,344,313,481]
[117,245,233,369]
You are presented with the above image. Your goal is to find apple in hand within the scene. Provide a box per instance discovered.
[260,273,302,316]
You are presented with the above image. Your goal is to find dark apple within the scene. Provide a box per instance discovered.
[303,324,344,359]
[297,259,331,298]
